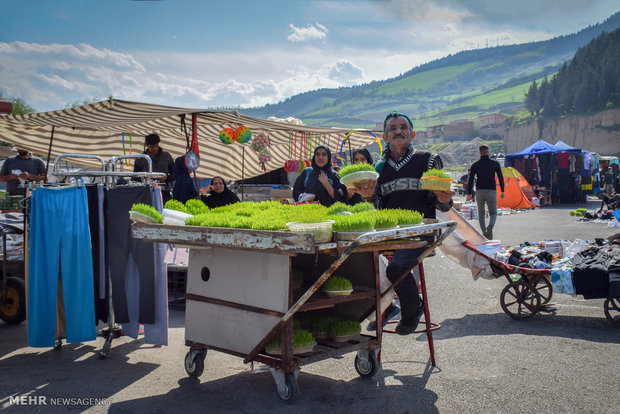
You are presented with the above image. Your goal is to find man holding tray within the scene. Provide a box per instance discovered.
[356,111,454,335]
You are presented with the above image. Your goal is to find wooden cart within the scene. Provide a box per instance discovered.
[132,221,456,402]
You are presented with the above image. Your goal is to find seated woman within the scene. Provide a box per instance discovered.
[293,145,346,207]
[201,176,240,209]
[347,148,373,205]
[171,155,198,203]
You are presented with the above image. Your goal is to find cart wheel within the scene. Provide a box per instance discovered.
[184,349,207,378]
[0,277,26,324]
[534,276,553,305]
[604,297,620,327]
[500,280,541,320]
[354,352,379,378]
[276,373,299,403]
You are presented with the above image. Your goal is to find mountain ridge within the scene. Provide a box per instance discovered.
[241,11,620,129]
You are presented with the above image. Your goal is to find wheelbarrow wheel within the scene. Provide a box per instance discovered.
[355,352,379,378]
[534,276,553,305]
[276,373,299,403]
[0,277,26,324]
[603,297,620,327]
[500,280,541,320]
[184,349,207,378]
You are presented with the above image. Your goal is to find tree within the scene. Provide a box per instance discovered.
[524,80,538,115]
[0,93,35,114]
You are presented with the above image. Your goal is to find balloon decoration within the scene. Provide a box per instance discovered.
[235,126,252,143]
[251,133,272,171]
[219,128,235,144]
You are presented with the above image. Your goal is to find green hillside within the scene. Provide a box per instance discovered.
[241,11,620,129]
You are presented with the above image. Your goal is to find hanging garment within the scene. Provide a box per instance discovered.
[28,185,96,347]
[123,187,169,345]
[105,186,155,324]
[86,184,109,323]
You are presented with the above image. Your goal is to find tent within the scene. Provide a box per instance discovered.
[495,167,536,209]
[553,140,582,152]
[505,139,580,162]
[0,99,378,181]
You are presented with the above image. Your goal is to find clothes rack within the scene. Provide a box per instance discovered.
[35,153,167,358]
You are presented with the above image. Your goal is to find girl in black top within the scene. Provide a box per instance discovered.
[347,148,374,205]
[201,176,240,208]
[293,145,346,207]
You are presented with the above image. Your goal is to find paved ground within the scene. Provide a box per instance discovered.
[1,198,619,413]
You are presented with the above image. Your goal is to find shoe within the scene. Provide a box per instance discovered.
[366,303,401,331]
[486,226,493,240]
[394,299,425,335]
[394,322,417,335]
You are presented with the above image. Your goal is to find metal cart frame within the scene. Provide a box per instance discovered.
[132,220,456,402]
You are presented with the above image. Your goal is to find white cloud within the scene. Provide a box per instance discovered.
[287,23,329,42]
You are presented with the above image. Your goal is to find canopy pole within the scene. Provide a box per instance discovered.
[241,146,245,201]
[44,125,55,183]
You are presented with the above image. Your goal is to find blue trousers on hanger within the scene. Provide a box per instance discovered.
[28,186,95,347]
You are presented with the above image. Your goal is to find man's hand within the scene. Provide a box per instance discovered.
[18,172,30,180]
[305,194,316,202]
[433,189,454,204]
[353,179,377,199]
[466,194,472,202]
[500,192,505,199]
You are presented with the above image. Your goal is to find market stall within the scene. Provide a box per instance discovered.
[505,139,583,205]
[131,220,456,402]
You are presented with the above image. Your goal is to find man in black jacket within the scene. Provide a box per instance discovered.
[466,144,505,239]
[356,111,454,335]
[134,133,174,203]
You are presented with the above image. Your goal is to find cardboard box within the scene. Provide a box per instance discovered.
[270,189,293,199]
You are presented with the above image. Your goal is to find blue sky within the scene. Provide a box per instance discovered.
[1,0,619,113]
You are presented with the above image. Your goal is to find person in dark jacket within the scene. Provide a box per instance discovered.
[293,145,346,207]
[356,111,454,335]
[171,155,198,204]
[201,176,240,209]
[134,133,174,203]
[347,148,374,205]
[466,144,505,239]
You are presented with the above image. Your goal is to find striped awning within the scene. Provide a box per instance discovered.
[0,99,379,181]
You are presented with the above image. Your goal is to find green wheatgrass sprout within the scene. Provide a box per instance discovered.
[267,329,315,349]
[323,276,353,291]
[185,199,209,215]
[294,313,315,330]
[327,202,350,215]
[349,202,375,213]
[422,168,451,179]
[328,319,361,337]
[387,208,423,226]
[338,163,376,179]
[131,203,163,223]
[368,210,398,229]
[576,208,587,214]
[332,215,375,232]
[164,199,186,213]
[312,316,343,336]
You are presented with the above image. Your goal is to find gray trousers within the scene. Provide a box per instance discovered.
[476,189,498,236]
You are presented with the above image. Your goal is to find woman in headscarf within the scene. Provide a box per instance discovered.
[347,148,374,205]
[171,154,198,203]
[352,148,373,165]
[293,145,346,207]
[201,176,240,209]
